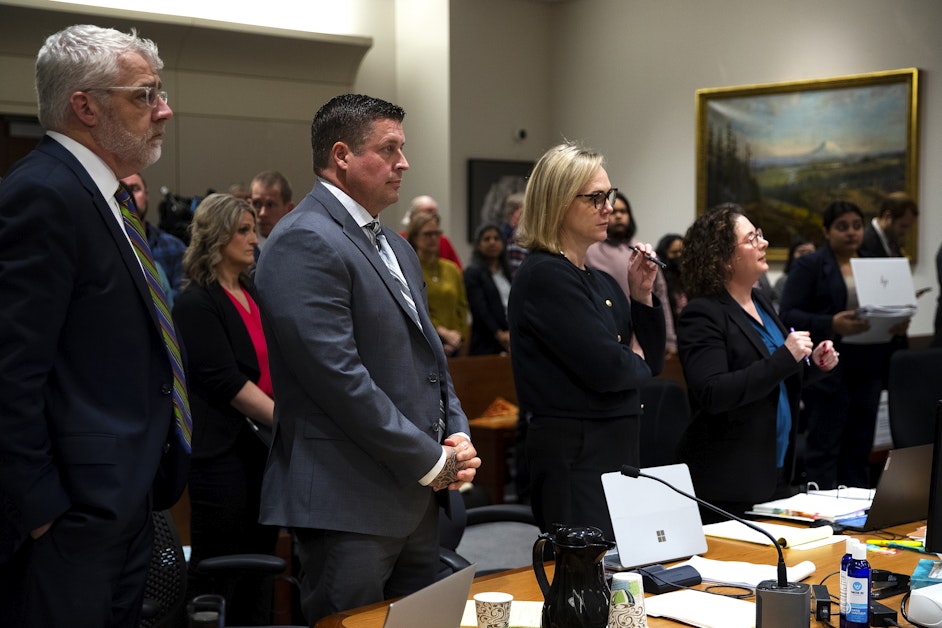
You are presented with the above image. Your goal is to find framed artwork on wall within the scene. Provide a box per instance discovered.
[696,68,919,261]
[467,159,533,242]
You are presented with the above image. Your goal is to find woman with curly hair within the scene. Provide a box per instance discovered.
[172,193,278,623]
[676,204,838,520]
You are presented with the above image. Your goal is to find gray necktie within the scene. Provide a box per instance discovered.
[366,221,421,326]
[366,221,445,439]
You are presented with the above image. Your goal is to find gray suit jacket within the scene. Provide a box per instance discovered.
[255,181,469,536]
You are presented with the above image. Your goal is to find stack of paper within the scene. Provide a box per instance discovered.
[645,588,755,627]
[703,520,837,548]
[676,555,816,588]
[750,489,873,523]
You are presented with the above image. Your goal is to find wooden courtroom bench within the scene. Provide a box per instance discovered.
[448,354,518,504]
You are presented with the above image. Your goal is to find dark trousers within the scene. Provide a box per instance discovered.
[0,498,152,628]
[293,493,439,626]
[187,429,279,625]
[803,343,888,489]
[526,416,639,540]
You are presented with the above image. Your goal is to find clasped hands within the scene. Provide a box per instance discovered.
[429,434,481,491]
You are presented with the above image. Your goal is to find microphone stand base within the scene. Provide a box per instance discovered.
[755,580,810,628]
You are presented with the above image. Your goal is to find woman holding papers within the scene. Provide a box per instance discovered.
[780,201,906,490]
[676,204,838,521]
[508,142,665,538]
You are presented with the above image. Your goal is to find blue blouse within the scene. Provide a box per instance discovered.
[750,299,792,467]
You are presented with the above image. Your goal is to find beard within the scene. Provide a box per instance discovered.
[607,223,630,242]
[91,104,162,174]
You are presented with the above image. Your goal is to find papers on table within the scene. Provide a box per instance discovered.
[749,488,874,523]
[645,588,755,627]
[676,555,816,589]
[703,520,838,548]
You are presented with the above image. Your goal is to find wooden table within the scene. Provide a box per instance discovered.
[316,521,930,627]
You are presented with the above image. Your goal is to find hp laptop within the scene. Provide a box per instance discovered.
[602,463,708,569]
[840,444,932,531]
[383,565,476,628]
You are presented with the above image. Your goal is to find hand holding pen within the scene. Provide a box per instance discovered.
[628,244,667,269]
[787,327,812,365]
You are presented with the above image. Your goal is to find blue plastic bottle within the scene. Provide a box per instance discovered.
[843,542,870,628]
[839,538,857,626]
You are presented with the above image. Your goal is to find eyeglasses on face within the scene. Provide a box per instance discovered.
[742,228,766,249]
[86,85,168,108]
[575,188,618,210]
[420,230,443,238]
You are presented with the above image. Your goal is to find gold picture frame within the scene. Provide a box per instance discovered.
[696,68,919,261]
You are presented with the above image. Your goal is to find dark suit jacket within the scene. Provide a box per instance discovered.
[508,250,666,421]
[172,280,264,460]
[677,290,821,504]
[463,263,509,355]
[779,245,849,345]
[0,136,184,560]
[255,181,469,537]
[859,223,893,258]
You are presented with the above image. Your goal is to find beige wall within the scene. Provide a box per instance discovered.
[1,0,940,334]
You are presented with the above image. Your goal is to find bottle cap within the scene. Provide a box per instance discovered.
[845,537,857,553]
[852,542,867,560]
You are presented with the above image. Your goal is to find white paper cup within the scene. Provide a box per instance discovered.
[609,573,647,628]
[473,591,513,628]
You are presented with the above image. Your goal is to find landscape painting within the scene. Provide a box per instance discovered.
[696,68,919,260]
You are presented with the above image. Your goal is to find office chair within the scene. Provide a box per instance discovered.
[140,510,188,627]
[140,510,297,627]
[638,378,691,468]
[453,504,540,576]
[888,348,942,448]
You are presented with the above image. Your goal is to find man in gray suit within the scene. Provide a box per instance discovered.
[255,94,480,625]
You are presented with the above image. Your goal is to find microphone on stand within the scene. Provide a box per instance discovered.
[621,465,811,628]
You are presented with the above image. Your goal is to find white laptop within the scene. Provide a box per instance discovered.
[846,258,917,344]
[602,463,708,570]
[383,565,476,628]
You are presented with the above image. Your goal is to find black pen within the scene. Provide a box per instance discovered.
[628,245,668,270]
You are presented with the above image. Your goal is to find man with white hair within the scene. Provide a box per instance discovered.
[0,24,188,627]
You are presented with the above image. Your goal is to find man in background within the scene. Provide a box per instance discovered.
[251,169,295,247]
[860,191,918,258]
[401,194,462,269]
[0,24,188,627]
[256,94,479,625]
[121,171,186,299]
[585,191,675,357]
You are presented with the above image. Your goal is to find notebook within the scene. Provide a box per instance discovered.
[840,444,933,531]
[602,463,708,569]
[383,565,476,628]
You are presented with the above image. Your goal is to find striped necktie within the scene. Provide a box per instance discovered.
[366,220,421,327]
[116,185,193,452]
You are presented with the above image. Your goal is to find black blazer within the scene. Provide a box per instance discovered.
[463,263,509,355]
[509,250,666,421]
[172,280,265,460]
[0,136,185,559]
[677,290,823,504]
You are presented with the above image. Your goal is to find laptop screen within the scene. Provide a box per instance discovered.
[602,464,708,569]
